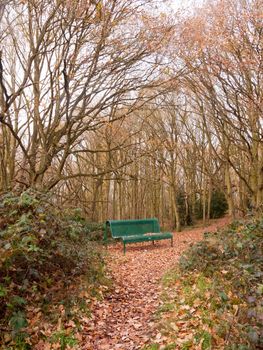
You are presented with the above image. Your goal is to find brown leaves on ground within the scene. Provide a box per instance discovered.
[79,217,229,350]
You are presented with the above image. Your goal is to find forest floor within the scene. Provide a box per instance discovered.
[80,217,230,350]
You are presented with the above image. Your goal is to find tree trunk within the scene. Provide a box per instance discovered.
[225,163,235,219]
[172,186,181,232]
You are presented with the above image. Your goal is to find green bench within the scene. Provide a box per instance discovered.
[104,218,173,254]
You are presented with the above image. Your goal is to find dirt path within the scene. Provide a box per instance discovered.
[80,218,229,350]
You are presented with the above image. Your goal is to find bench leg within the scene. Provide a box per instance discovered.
[123,242,126,255]
[171,237,173,247]
[152,240,155,245]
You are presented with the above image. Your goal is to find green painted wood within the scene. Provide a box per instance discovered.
[122,232,172,243]
[104,218,173,253]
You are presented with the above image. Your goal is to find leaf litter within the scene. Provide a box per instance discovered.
[80,218,229,350]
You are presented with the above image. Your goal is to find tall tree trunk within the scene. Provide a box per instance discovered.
[207,177,212,221]
[225,163,235,219]
[172,186,181,232]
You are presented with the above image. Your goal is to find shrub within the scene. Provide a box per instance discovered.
[210,190,228,218]
[0,190,106,348]
[195,190,228,220]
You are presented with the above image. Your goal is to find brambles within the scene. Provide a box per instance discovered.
[157,218,263,349]
[0,190,106,349]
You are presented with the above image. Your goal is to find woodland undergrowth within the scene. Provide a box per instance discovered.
[0,190,107,349]
[151,218,263,350]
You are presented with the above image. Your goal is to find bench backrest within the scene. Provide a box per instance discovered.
[106,218,160,238]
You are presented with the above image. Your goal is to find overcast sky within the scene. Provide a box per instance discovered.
[169,0,204,11]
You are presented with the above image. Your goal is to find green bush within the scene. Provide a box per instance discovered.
[0,190,106,348]
[210,190,228,218]
[177,217,263,348]
[158,218,263,349]
[195,190,228,220]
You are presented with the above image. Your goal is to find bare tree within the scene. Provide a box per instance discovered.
[0,0,173,191]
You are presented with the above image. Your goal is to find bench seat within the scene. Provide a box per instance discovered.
[122,232,173,243]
